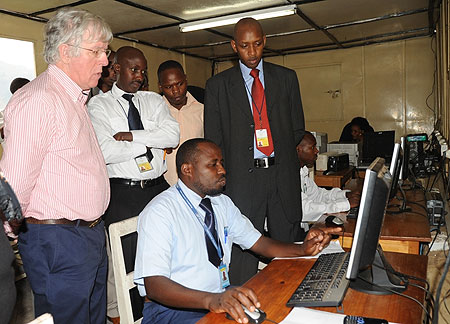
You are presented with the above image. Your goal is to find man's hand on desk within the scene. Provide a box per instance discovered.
[208,286,260,323]
[346,190,361,208]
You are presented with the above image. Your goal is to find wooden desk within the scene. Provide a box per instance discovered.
[198,252,427,324]
[331,181,432,254]
[314,167,353,188]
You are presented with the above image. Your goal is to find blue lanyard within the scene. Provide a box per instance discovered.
[176,184,223,261]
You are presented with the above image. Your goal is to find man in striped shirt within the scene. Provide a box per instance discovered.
[0,8,112,324]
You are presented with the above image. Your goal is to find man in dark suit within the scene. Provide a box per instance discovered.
[204,18,305,285]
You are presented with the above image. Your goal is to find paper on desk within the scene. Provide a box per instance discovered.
[281,307,345,324]
[280,308,399,324]
[274,240,345,260]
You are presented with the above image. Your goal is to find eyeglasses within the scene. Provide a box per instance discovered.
[68,44,111,58]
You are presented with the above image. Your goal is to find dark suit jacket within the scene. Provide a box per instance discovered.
[204,62,305,224]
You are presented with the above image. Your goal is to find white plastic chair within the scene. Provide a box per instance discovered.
[109,216,142,324]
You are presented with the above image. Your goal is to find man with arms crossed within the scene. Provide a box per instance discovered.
[204,18,305,285]
[134,138,340,324]
[88,46,179,323]
[0,8,111,323]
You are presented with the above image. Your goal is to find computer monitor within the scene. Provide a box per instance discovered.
[346,157,407,294]
[388,143,402,200]
[362,130,395,164]
[400,136,409,181]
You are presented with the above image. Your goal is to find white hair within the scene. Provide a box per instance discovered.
[44,7,112,64]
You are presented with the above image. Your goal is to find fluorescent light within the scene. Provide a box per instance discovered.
[179,5,297,32]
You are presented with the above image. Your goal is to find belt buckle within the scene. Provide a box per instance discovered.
[140,180,145,189]
[262,157,269,168]
[89,218,101,228]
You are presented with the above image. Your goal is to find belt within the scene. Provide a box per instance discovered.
[110,176,166,189]
[254,157,275,168]
[26,217,102,228]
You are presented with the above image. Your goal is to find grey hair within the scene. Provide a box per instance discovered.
[44,7,113,64]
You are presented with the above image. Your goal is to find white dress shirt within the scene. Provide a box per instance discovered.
[88,83,179,180]
[300,166,350,222]
[134,180,262,297]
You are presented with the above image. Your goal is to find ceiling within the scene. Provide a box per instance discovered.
[0,0,440,62]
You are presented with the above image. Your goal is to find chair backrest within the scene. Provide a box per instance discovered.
[109,216,142,324]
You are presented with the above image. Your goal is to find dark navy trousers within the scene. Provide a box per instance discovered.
[142,301,208,324]
[19,221,107,324]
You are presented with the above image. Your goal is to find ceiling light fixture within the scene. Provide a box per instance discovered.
[179,4,297,32]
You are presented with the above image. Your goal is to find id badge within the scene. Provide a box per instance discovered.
[219,263,230,289]
[135,155,153,173]
[255,129,269,148]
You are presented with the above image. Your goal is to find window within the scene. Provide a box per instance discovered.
[0,37,36,112]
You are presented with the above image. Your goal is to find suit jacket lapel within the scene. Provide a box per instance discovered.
[263,62,277,117]
[229,65,253,122]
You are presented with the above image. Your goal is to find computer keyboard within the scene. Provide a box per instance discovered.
[286,252,350,308]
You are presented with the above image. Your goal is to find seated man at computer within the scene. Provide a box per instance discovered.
[134,138,341,324]
[297,132,361,223]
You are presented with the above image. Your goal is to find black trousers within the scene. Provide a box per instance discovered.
[228,166,304,286]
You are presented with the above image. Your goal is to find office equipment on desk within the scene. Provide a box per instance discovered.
[327,141,362,167]
[324,153,349,174]
[386,143,410,214]
[316,152,339,171]
[346,157,407,294]
[426,191,444,226]
[312,131,328,154]
[286,252,350,307]
[405,133,428,178]
[361,130,395,167]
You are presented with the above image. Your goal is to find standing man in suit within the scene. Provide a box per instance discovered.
[204,18,305,285]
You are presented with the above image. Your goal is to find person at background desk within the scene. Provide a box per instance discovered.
[158,60,204,186]
[339,117,374,142]
[0,8,112,323]
[134,138,340,324]
[297,132,361,226]
[204,17,305,286]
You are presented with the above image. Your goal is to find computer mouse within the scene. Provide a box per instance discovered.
[325,215,344,227]
[225,305,266,323]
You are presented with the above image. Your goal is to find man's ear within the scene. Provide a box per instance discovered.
[180,162,193,178]
[113,63,120,75]
[230,39,237,53]
[58,44,71,64]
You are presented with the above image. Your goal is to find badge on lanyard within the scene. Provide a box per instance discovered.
[135,155,153,172]
[255,129,269,148]
[219,263,230,289]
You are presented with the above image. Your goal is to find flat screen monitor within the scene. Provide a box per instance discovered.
[388,143,402,200]
[362,130,395,164]
[346,157,407,294]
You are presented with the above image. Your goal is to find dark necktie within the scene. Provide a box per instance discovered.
[122,93,153,162]
[250,69,274,156]
[199,198,222,267]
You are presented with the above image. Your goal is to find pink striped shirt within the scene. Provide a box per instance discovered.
[0,65,110,221]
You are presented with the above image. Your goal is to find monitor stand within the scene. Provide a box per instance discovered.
[386,180,412,214]
[349,245,408,295]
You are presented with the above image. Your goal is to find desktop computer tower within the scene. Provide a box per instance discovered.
[327,141,362,167]
[312,132,328,154]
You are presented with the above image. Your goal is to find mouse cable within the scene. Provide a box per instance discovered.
[264,319,279,324]
[432,243,450,324]
[426,229,443,256]
[356,275,431,322]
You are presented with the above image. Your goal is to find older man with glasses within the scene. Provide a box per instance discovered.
[0,8,112,324]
